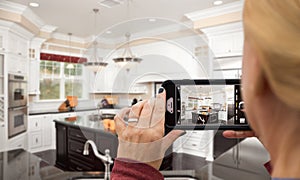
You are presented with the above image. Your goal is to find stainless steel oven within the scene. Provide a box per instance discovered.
[8,74,27,108]
[8,73,28,138]
[8,106,27,138]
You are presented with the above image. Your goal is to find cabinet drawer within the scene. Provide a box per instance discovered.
[28,118,42,131]
[68,157,94,171]
[68,139,94,162]
[68,127,95,142]
[29,132,42,149]
[183,140,201,151]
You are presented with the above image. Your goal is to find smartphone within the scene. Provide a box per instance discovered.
[162,79,251,132]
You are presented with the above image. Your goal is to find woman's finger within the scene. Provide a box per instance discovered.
[114,108,130,134]
[129,100,147,119]
[137,98,155,128]
[150,89,166,128]
[223,130,255,139]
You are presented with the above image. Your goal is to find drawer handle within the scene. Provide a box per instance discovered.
[35,122,38,127]
[192,144,197,146]
[76,167,83,171]
[75,149,82,153]
[75,134,82,138]
[36,138,38,143]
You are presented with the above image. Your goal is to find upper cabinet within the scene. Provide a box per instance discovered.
[202,22,244,58]
[6,32,28,57]
[209,30,243,58]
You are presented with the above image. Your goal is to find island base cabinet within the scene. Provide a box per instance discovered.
[55,122,117,171]
[55,123,68,170]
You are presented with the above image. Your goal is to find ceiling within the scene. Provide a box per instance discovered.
[7,0,238,39]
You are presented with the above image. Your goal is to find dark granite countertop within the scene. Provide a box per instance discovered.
[0,138,270,180]
[29,108,98,115]
[54,115,117,135]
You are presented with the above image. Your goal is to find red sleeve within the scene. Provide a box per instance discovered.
[111,158,164,180]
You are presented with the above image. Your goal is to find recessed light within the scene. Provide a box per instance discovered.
[29,2,39,7]
[148,18,157,22]
[106,30,112,34]
[213,0,223,5]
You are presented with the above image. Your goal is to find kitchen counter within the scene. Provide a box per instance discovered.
[53,115,116,135]
[29,108,121,116]
[0,138,271,180]
[29,108,98,115]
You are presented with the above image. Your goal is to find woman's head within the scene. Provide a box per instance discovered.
[242,0,300,138]
[243,0,300,111]
[242,0,300,110]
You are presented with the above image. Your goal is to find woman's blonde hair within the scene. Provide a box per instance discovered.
[243,0,300,110]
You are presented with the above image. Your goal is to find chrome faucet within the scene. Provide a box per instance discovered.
[83,140,113,180]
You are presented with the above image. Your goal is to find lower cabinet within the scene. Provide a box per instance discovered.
[27,114,55,153]
[55,122,118,171]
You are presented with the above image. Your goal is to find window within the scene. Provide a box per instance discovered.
[39,60,85,100]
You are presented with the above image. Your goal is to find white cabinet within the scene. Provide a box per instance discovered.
[210,31,243,58]
[28,59,40,94]
[0,122,5,151]
[174,130,214,161]
[8,134,27,150]
[202,22,244,58]
[6,53,28,75]
[6,32,28,57]
[27,114,55,153]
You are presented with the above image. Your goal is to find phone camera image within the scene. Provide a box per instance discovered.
[162,79,250,131]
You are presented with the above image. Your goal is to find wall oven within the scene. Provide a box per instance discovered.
[8,74,27,138]
[8,106,27,138]
[8,74,27,107]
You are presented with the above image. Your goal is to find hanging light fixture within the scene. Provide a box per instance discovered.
[113,32,142,67]
[66,32,75,69]
[113,0,142,68]
[84,8,108,73]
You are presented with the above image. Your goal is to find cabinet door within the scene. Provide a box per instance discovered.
[28,132,42,149]
[6,54,28,75]
[42,115,54,147]
[55,123,68,170]
[0,122,5,151]
[6,33,28,57]
[28,60,40,94]
[28,116,42,132]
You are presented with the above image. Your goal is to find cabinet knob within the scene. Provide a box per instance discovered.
[36,138,38,143]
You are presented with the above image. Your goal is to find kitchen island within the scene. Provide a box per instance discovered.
[54,115,118,171]
[0,137,270,180]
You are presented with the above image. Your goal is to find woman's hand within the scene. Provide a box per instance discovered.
[114,88,184,169]
[222,130,255,138]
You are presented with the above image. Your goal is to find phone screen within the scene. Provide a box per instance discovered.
[163,79,249,130]
[178,84,245,126]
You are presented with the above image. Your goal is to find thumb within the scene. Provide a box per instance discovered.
[162,130,185,151]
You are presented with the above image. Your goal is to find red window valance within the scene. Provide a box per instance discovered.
[40,53,87,64]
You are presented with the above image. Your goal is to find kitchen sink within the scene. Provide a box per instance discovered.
[71,177,197,180]
[71,170,198,180]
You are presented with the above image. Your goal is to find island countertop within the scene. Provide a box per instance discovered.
[53,114,116,135]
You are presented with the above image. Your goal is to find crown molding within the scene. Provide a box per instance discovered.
[201,21,243,37]
[184,0,244,21]
[0,1,26,14]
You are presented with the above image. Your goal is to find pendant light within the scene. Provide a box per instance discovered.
[66,32,75,69]
[113,32,142,68]
[84,8,108,73]
[113,0,142,68]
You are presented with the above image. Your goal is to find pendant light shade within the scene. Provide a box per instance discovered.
[113,33,142,68]
[84,8,108,73]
